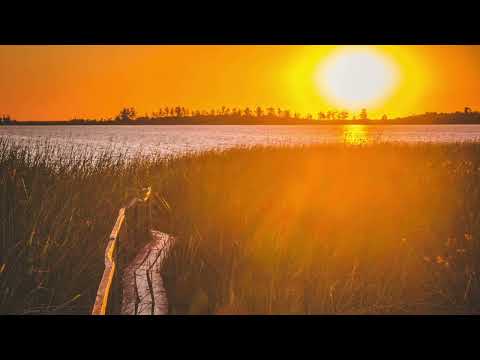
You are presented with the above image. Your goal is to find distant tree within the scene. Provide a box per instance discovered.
[306,113,313,120]
[326,111,333,120]
[381,114,388,121]
[277,108,283,117]
[244,107,252,117]
[338,111,349,120]
[284,110,291,118]
[255,106,263,117]
[317,112,326,121]
[359,108,368,120]
[266,107,275,117]
[116,107,136,122]
[465,107,472,114]
[174,106,182,117]
[164,107,170,117]
[338,111,348,120]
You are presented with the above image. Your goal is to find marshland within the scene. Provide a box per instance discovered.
[1,135,480,314]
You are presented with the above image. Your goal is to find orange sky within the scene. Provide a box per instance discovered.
[1,45,480,121]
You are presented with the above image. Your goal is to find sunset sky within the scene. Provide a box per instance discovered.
[1,45,480,121]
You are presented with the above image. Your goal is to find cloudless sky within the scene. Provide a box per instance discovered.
[1,45,480,121]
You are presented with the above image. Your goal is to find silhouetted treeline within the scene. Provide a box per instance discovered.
[0,115,17,125]
[2,106,480,125]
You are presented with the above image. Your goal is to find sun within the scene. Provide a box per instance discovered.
[315,47,399,111]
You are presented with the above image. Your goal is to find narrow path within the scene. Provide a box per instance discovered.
[121,230,173,315]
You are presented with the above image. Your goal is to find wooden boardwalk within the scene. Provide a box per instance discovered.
[121,230,173,315]
[92,187,175,315]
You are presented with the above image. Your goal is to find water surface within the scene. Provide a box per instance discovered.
[2,124,480,158]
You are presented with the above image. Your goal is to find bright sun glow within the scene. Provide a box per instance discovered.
[316,47,399,111]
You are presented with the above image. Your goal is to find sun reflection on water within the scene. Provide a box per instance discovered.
[342,125,369,144]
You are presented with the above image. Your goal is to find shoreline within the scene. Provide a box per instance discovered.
[5,120,480,126]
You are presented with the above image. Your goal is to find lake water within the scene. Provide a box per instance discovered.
[2,124,480,158]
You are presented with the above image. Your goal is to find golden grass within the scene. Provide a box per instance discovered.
[159,143,480,314]
[2,138,480,314]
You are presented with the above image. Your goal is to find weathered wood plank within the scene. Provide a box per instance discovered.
[110,208,126,241]
[92,237,118,315]
[121,230,173,315]
[143,187,152,202]
[91,187,152,315]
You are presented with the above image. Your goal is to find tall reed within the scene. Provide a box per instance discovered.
[0,138,163,314]
[2,138,480,314]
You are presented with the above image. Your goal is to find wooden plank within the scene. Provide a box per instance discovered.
[121,230,173,315]
[92,206,127,315]
[110,208,125,241]
[91,186,152,315]
[92,238,117,315]
[143,187,152,201]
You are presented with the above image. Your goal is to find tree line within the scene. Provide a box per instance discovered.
[0,115,15,125]
[70,106,479,124]
[95,106,371,123]
[2,106,480,125]
[122,106,369,121]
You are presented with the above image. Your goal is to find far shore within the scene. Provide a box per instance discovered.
[4,118,480,126]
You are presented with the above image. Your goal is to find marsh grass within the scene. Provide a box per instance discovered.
[2,138,480,314]
[159,143,480,314]
[0,138,165,314]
